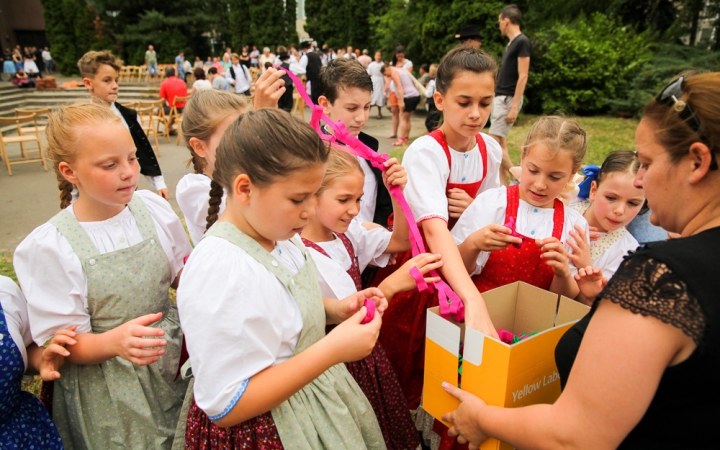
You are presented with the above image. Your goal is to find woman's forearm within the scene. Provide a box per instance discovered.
[214,337,337,427]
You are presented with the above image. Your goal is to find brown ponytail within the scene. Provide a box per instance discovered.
[46,103,121,209]
[205,179,224,230]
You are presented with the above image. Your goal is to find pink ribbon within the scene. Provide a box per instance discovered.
[360,298,376,324]
[504,217,526,249]
[281,68,464,322]
[409,266,429,292]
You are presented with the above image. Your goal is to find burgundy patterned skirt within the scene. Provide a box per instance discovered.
[184,397,284,450]
[345,341,420,450]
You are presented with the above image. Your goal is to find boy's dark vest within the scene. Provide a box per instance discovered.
[114,103,162,177]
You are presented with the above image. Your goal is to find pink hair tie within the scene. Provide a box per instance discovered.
[409,266,429,292]
[360,298,376,324]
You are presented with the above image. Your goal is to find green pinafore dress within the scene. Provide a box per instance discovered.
[205,222,386,449]
[48,196,190,449]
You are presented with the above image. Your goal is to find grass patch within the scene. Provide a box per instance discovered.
[0,253,16,282]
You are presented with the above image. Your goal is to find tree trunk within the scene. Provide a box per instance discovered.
[689,5,700,46]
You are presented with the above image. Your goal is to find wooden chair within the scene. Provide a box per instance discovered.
[0,115,48,175]
[292,91,306,120]
[137,66,148,82]
[139,99,170,143]
[136,106,161,156]
[123,101,138,110]
[170,96,187,145]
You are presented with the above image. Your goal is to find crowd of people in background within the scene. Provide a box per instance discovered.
[2,44,53,85]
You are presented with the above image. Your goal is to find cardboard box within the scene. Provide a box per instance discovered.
[423,282,590,450]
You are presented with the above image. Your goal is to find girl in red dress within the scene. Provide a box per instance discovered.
[373,45,504,410]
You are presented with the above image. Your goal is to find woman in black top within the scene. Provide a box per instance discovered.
[440,71,720,449]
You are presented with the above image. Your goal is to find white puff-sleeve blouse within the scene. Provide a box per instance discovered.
[0,276,33,370]
[177,235,305,419]
[309,219,392,300]
[14,190,192,345]
[403,133,502,224]
[451,186,590,276]
[176,173,227,246]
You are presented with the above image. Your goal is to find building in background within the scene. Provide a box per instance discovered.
[0,0,46,50]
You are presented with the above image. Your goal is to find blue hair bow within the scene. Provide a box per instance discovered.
[577,165,600,199]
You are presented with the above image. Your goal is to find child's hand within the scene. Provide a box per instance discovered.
[111,312,167,366]
[537,237,571,278]
[470,224,523,252]
[253,68,285,109]
[588,226,601,242]
[567,225,593,270]
[379,253,443,299]
[334,288,388,323]
[574,266,608,305]
[325,306,381,363]
[447,188,474,219]
[39,326,77,381]
[382,158,407,190]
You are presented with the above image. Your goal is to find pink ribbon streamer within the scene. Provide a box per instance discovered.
[361,298,376,324]
[408,266,429,292]
[281,68,464,322]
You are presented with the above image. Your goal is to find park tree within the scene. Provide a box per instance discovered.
[305,0,388,50]
[228,0,298,50]
[41,0,100,75]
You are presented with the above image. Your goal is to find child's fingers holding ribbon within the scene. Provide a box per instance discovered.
[325,306,381,364]
[379,253,443,300]
[253,67,286,109]
[472,224,523,252]
[382,157,407,189]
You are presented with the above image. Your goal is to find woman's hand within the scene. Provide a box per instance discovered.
[470,224,522,252]
[574,266,608,305]
[379,253,443,299]
[36,326,77,381]
[111,312,167,366]
[382,158,407,190]
[567,225,593,270]
[441,382,490,448]
[252,68,285,109]
[537,237,572,279]
[324,307,381,363]
[447,188,474,219]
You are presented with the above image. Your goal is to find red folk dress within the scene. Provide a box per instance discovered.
[302,234,420,450]
[373,129,489,409]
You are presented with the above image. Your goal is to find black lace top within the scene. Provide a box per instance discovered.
[555,227,720,449]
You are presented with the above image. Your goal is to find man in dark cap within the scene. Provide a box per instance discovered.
[455,24,482,48]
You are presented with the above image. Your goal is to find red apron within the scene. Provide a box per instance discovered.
[473,184,565,292]
[373,130,489,409]
[433,184,565,450]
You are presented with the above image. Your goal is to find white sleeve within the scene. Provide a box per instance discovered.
[176,175,212,246]
[177,237,301,419]
[14,224,92,345]
[347,219,391,271]
[478,134,503,192]
[0,276,33,369]
[136,190,192,279]
[300,54,308,70]
[308,248,358,300]
[593,232,639,280]
[403,136,451,223]
[451,187,507,276]
[145,175,167,191]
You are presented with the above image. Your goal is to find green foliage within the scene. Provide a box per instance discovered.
[528,13,652,115]
[305,0,387,50]
[228,0,298,50]
[608,43,720,117]
[41,0,98,75]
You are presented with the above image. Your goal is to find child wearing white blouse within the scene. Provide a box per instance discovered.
[177,108,387,448]
[567,150,645,304]
[13,104,193,449]
[300,148,443,449]
[176,80,286,245]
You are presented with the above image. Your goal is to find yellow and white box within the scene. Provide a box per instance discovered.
[423,281,590,450]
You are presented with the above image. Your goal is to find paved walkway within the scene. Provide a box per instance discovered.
[0,109,428,252]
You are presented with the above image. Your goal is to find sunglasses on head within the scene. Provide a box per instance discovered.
[656,76,717,170]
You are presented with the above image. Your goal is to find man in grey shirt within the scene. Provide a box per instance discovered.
[145,45,158,80]
[207,67,228,90]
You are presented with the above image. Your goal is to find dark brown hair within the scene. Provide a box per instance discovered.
[193,67,206,80]
[435,44,498,95]
[318,58,374,104]
[205,109,330,229]
[77,50,123,78]
[596,150,640,185]
[500,4,522,25]
[642,71,720,166]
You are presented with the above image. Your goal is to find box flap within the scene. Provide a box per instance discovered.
[555,296,590,326]
[514,282,558,333]
[481,283,519,331]
[427,306,461,354]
